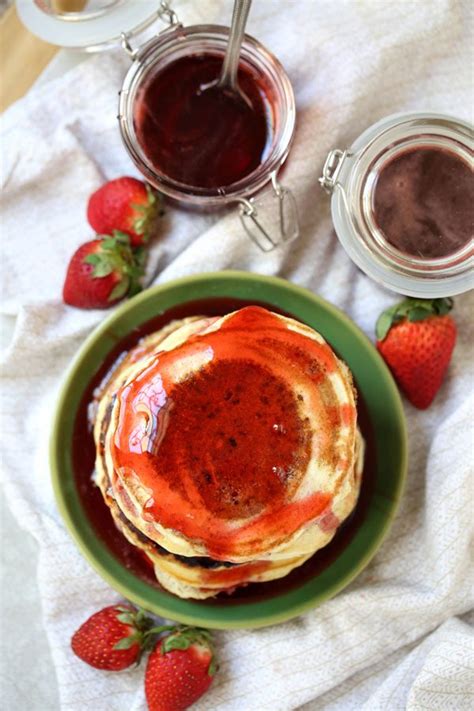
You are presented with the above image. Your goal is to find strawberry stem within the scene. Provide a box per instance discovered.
[110,607,216,673]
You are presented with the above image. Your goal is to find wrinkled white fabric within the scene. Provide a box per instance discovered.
[1,1,473,710]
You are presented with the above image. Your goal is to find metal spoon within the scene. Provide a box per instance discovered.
[219,0,252,96]
[200,0,253,106]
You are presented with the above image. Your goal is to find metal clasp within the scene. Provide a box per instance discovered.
[121,1,181,58]
[319,149,348,194]
[158,0,179,28]
[121,32,137,59]
[238,171,299,252]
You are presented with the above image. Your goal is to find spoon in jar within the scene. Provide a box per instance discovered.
[199,0,253,108]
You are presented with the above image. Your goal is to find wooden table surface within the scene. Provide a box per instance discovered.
[0,5,59,112]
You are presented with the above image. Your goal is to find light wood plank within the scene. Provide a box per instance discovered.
[0,5,58,112]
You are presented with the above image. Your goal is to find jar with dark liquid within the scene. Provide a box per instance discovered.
[20,1,298,250]
[320,113,473,297]
[118,12,298,251]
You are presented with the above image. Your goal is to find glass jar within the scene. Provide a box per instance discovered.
[18,1,298,250]
[118,16,298,251]
[320,112,473,297]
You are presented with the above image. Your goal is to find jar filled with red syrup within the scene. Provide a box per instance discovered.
[19,0,298,251]
[118,4,298,251]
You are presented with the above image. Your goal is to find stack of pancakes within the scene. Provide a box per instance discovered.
[93,306,364,599]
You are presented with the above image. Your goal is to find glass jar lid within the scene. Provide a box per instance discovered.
[16,0,165,51]
[320,112,474,297]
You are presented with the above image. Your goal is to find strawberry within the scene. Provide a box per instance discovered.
[376,297,456,409]
[145,627,217,711]
[87,177,162,247]
[63,231,145,309]
[71,604,155,671]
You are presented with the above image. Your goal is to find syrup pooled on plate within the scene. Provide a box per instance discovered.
[133,55,271,189]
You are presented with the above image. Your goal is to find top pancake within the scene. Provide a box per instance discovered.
[103,306,359,562]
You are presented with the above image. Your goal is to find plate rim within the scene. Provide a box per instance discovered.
[50,271,408,629]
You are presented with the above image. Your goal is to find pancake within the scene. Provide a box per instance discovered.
[95,383,323,599]
[92,306,364,598]
[95,387,362,599]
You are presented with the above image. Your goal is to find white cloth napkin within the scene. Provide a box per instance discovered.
[1,1,473,709]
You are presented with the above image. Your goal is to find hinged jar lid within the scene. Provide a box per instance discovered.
[16,0,168,51]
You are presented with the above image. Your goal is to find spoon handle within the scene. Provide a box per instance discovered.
[219,0,252,89]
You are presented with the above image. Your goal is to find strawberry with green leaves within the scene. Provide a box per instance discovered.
[71,604,155,671]
[145,627,217,711]
[71,604,217,710]
[63,231,145,309]
[376,297,457,409]
[87,177,162,247]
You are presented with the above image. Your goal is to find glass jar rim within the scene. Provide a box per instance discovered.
[118,24,296,208]
[321,111,474,297]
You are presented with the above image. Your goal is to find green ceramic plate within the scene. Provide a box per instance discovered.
[50,272,407,629]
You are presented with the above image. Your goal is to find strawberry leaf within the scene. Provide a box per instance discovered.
[84,254,101,266]
[117,613,134,625]
[132,202,149,214]
[130,185,164,240]
[109,276,130,302]
[208,657,218,676]
[434,297,454,315]
[161,627,214,655]
[92,262,114,278]
[146,184,156,205]
[144,624,178,637]
[375,312,394,341]
[114,635,139,651]
[101,238,117,250]
[407,307,431,322]
[112,230,132,245]
[134,246,148,268]
[127,280,142,298]
[163,635,189,653]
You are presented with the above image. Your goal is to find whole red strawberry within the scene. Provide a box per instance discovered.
[71,605,154,671]
[63,231,145,309]
[376,297,456,409]
[87,177,162,247]
[145,627,217,711]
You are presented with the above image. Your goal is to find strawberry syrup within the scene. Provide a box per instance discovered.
[72,298,376,603]
[133,55,271,189]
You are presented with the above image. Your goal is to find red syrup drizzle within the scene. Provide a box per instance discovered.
[133,55,271,189]
[72,298,376,603]
[111,306,352,560]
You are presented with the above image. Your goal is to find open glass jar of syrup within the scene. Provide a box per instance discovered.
[19,0,298,252]
[320,112,473,297]
[118,7,298,251]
